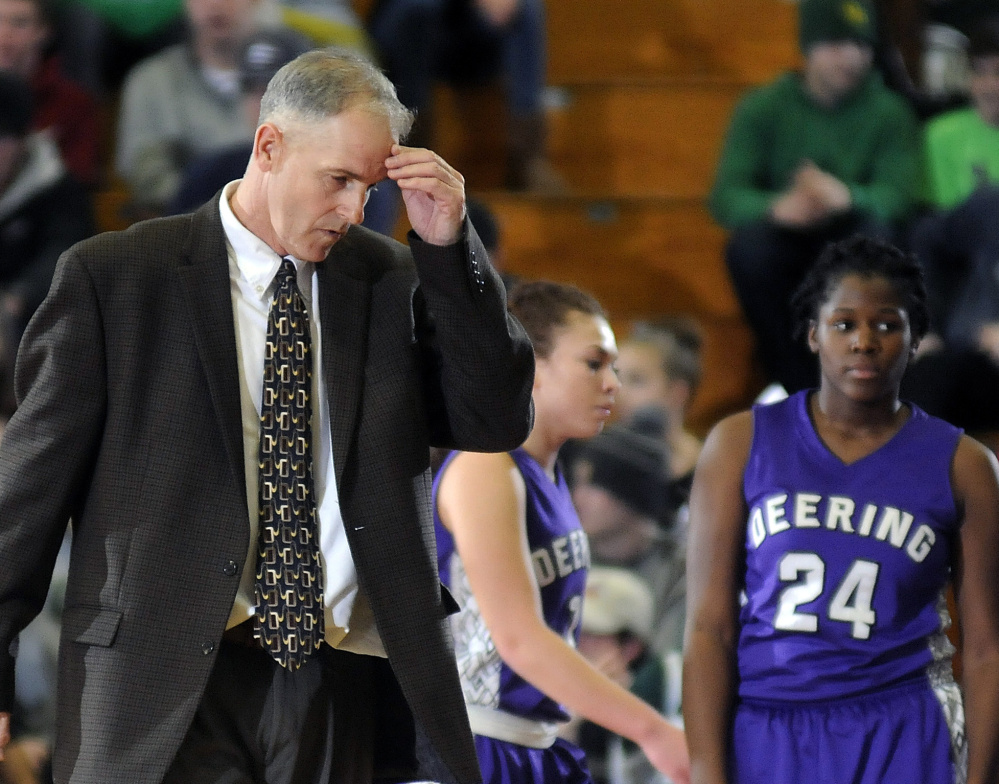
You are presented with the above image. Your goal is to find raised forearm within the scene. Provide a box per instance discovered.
[411,225,534,451]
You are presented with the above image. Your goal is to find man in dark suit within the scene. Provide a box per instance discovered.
[0,48,535,784]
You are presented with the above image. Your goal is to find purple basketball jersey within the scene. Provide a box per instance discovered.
[739,391,963,702]
[434,448,590,722]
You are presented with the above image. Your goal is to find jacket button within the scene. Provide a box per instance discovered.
[222,560,238,576]
[202,642,215,655]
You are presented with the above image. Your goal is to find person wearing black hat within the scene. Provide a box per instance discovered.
[568,422,687,660]
[709,0,920,397]
[0,70,93,418]
[0,0,102,187]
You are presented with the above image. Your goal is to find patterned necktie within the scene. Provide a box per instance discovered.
[253,256,325,669]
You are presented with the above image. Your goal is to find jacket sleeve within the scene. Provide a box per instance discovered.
[408,219,535,453]
[0,250,108,710]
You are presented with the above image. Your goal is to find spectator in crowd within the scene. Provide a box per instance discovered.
[684,235,999,784]
[57,0,369,102]
[886,15,999,441]
[614,318,704,484]
[898,13,999,440]
[0,0,101,187]
[899,183,999,440]
[367,0,563,192]
[709,0,920,395]
[925,0,999,36]
[572,566,683,784]
[923,13,999,209]
[434,280,689,784]
[168,25,312,215]
[0,71,93,418]
[568,422,686,658]
[114,0,274,217]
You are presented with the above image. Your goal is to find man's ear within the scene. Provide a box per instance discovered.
[254,123,281,171]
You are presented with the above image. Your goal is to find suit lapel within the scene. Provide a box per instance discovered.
[176,207,246,496]
[317,250,370,490]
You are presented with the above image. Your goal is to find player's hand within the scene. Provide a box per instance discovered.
[386,145,466,246]
[0,712,10,760]
[639,718,691,784]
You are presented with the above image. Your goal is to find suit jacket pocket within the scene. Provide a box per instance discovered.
[62,605,123,647]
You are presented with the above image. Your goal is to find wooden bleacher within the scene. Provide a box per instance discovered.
[545,0,799,85]
[427,0,804,433]
[478,193,759,434]
[546,81,744,198]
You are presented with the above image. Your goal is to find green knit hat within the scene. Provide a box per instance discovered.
[799,0,877,52]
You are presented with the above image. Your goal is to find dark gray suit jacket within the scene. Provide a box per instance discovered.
[0,199,535,784]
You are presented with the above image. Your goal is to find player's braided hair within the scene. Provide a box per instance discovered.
[790,234,929,342]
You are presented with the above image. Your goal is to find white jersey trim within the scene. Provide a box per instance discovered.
[466,704,560,749]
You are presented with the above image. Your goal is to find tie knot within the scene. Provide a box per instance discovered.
[276,256,298,288]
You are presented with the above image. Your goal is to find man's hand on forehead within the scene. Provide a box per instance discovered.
[387,145,467,246]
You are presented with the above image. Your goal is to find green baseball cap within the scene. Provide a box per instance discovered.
[799,0,877,52]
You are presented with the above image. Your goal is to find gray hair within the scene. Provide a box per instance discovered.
[259,47,414,141]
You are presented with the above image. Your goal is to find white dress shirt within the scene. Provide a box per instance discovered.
[219,181,385,656]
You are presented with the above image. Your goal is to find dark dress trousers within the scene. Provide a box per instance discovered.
[0,197,535,784]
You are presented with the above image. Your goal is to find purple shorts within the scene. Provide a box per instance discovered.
[474,734,593,784]
[730,679,963,784]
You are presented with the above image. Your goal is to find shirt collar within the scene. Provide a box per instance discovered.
[219,180,307,300]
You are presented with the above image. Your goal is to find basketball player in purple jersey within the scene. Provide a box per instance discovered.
[433,281,690,784]
[684,235,999,784]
